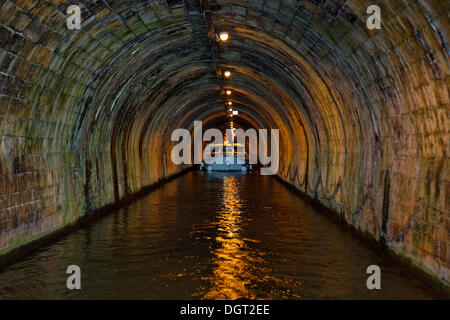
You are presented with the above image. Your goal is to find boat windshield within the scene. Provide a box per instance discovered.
[205,144,246,157]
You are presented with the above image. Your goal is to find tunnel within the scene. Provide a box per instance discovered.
[0,0,448,298]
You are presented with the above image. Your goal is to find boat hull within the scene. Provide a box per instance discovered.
[206,163,247,172]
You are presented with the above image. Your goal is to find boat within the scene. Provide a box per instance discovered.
[200,142,251,172]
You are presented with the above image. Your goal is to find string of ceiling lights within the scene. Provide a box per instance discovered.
[214,31,238,131]
[202,4,238,132]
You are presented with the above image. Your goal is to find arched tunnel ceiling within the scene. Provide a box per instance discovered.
[0,0,448,285]
[1,0,447,160]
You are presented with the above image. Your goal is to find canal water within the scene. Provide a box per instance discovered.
[0,171,441,299]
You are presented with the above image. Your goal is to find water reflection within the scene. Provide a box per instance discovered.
[201,175,264,299]
[0,171,441,299]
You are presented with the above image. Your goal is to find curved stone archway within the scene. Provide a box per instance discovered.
[0,0,448,288]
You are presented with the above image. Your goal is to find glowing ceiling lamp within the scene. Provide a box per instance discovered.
[224,70,231,78]
[226,90,232,95]
[218,31,229,42]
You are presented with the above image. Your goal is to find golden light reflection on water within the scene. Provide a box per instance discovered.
[202,176,267,300]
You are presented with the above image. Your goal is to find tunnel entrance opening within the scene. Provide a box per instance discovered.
[173,121,279,175]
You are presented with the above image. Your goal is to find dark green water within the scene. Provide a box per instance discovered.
[0,172,441,299]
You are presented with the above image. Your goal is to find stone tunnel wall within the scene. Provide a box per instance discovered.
[0,0,195,256]
[274,1,449,287]
[0,0,448,290]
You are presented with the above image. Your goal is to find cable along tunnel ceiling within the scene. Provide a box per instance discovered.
[0,0,448,288]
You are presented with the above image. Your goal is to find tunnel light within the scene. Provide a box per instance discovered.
[226,90,232,95]
[232,110,238,115]
[218,31,229,42]
[229,108,233,112]
[224,70,231,78]
[227,101,232,105]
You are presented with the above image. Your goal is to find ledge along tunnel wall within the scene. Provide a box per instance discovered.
[0,0,448,290]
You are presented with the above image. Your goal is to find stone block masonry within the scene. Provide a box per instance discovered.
[0,0,448,293]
